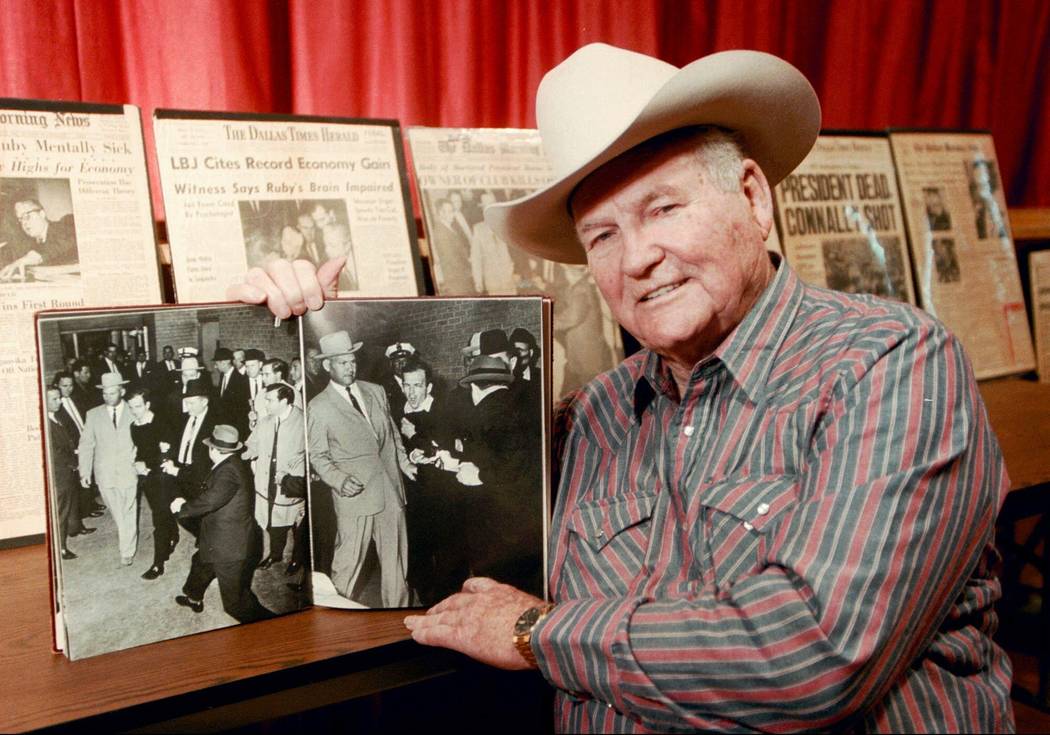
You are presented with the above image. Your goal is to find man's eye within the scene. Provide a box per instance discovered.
[654,203,678,215]
[586,231,615,251]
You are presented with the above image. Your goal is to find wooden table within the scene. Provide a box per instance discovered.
[0,542,460,733]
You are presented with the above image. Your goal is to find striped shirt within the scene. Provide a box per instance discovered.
[535,261,1014,732]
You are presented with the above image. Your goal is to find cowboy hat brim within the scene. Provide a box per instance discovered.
[484,47,820,264]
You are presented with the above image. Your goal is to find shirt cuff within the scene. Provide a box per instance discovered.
[531,596,643,713]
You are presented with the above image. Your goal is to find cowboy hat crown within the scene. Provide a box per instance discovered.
[484,43,821,264]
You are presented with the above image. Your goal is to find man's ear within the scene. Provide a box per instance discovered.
[740,159,774,240]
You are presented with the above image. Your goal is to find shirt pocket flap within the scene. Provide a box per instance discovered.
[570,492,658,552]
[699,475,799,532]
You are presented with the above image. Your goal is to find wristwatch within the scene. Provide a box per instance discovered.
[513,602,556,667]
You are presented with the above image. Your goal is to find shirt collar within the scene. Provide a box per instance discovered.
[634,254,803,413]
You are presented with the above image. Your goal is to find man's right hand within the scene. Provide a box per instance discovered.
[338,474,365,498]
[227,256,346,319]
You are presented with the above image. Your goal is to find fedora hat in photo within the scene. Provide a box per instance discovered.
[459,355,514,387]
[182,378,211,399]
[202,424,244,453]
[317,330,363,358]
[212,347,233,361]
[484,43,821,264]
[96,372,128,389]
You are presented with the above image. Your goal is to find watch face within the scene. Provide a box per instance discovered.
[514,606,542,636]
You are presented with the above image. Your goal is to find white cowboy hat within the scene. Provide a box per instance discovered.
[484,43,821,264]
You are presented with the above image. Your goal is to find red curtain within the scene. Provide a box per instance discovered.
[1,0,1047,216]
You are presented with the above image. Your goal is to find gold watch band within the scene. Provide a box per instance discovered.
[513,603,556,667]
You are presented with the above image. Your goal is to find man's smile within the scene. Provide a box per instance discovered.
[640,280,684,302]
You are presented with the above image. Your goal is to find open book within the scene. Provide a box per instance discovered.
[36,297,550,660]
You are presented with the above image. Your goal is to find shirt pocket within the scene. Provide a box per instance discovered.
[696,474,800,589]
[570,492,658,553]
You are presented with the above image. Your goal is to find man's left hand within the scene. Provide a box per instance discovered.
[404,577,545,670]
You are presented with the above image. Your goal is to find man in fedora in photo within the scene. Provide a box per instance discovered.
[78,372,138,565]
[212,346,249,435]
[161,378,218,516]
[445,354,543,595]
[170,425,273,622]
[306,330,417,607]
[231,44,1012,732]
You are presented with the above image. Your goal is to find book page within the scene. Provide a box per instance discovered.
[774,134,915,304]
[37,303,309,659]
[302,297,549,609]
[155,112,422,302]
[1,101,161,543]
[407,127,622,397]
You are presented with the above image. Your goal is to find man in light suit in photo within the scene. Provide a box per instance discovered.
[244,382,307,572]
[78,372,138,566]
[307,330,417,607]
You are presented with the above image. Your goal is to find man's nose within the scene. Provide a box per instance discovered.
[620,226,664,277]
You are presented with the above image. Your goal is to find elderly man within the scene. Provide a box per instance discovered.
[306,331,417,607]
[232,45,1012,733]
[78,372,138,565]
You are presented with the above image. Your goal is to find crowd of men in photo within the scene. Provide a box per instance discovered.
[44,322,543,620]
[240,199,358,291]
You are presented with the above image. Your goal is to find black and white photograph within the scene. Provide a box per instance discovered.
[302,297,548,609]
[0,177,80,284]
[238,197,358,288]
[421,187,619,396]
[38,304,309,660]
[966,158,1007,240]
[821,235,910,300]
[933,237,962,283]
[923,186,952,231]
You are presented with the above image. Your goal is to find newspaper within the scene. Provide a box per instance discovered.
[154,111,422,302]
[774,134,915,304]
[890,131,1034,379]
[407,127,622,397]
[1030,250,1050,383]
[0,100,161,543]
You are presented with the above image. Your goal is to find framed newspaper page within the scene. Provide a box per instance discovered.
[1030,250,1050,383]
[407,126,623,397]
[889,130,1034,379]
[773,132,915,304]
[0,99,161,546]
[154,111,423,303]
